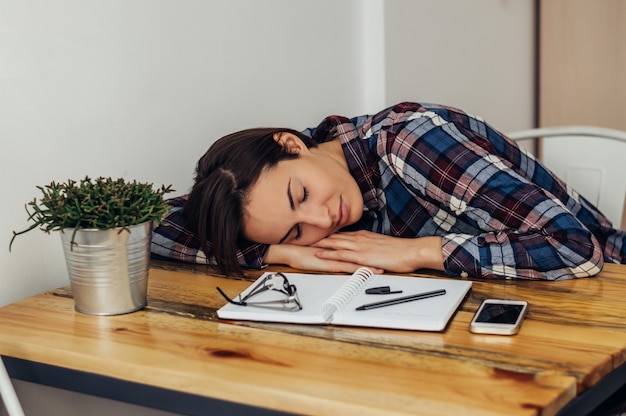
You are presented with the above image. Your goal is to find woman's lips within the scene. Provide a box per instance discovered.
[337,197,348,229]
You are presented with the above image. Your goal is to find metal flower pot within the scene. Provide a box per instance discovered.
[60,222,152,315]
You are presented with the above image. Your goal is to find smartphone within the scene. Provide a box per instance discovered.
[470,299,528,335]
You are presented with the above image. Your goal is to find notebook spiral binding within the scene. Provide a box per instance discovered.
[320,267,373,321]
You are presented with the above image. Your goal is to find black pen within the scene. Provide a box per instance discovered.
[355,289,446,311]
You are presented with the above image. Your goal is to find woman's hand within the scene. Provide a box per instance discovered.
[312,230,445,273]
[265,244,384,274]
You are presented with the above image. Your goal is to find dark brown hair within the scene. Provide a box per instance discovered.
[184,128,318,276]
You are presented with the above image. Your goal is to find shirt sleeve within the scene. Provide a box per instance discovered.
[151,195,268,269]
[380,104,604,280]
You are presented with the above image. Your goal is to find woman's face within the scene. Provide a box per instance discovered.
[242,133,363,246]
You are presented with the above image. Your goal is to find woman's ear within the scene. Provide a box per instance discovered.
[273,132,307,155]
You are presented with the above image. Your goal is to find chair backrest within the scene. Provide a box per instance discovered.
[507,126,626,229]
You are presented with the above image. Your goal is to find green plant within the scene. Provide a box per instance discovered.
[10,176,174,251]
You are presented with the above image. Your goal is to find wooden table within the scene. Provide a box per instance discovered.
[1,261,626,416]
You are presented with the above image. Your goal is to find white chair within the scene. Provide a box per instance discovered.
[507,126,626,229]
[0,357,24,416]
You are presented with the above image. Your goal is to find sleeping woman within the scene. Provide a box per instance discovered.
[151,102,626,280]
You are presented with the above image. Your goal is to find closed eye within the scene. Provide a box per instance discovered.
[293,187,308,240]
[280,180,304,243]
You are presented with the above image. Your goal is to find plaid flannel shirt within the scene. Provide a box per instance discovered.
[152,102,625,279]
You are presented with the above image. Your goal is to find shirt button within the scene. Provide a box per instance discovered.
[460,271,469,278]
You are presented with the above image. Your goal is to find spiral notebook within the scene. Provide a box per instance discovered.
[217,268,472,331]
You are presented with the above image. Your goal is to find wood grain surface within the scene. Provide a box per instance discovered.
[1,262,626,415]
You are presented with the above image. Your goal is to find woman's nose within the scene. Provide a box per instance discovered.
[300,204,332,228]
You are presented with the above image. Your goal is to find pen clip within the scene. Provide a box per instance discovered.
[365,286,403,295]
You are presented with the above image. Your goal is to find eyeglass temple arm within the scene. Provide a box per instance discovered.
[216,287,247,306]
[236,275,276,302]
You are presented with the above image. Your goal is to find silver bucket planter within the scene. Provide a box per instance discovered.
[60,222,152,315]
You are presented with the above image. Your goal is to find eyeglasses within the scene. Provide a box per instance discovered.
[217,272,303,312]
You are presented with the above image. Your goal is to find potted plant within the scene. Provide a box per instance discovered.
[10,176,174,315]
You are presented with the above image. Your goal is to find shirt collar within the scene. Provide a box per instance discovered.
[310,115,379,212]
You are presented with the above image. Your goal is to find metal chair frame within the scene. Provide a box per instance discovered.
[0,357,24,416]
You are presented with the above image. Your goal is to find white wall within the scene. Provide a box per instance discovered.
[0,0,368,308]
[385,0,536,132]
[0,1,534,414]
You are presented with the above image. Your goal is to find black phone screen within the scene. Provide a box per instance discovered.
[475,303,524,324]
